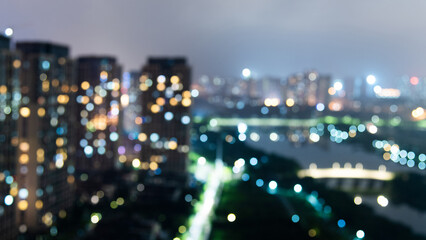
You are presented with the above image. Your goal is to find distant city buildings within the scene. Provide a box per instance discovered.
[1,28,426,240]
[284,71,331,109]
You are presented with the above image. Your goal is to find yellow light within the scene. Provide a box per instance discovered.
[94,95,103,105]
[182,98,192,107]
[100,71,108,80]
[168,141,178,150]
[170,75,180,84]
[81,96,90,105]
[138,133,147,142]
[52,79,59,87]
[20,107,31,118]
[42,212,53,226]
[156,97,165,106]
[149,162,158,171]
[18,200,28,211]
[135,117,143,125]
[37,157,44,163]
[37,108,46,117]
[178,225,186,234]
[170,98,178,106]
[264,98,271,107]
[383,152,391,161]
[182,90,191,98]
[19,154,29,164]
[67,175,75,184]
[139,75,148,82]
[57,94,69,104]
[118,155,127,163]
[139,83,148,91]
[42,81,50,92]
[93,115,108,130]
[19,142,30,152]
[286,98,295,107]
[56,138,64,147]
[151,104,161,113]
[10,188,18,196]
[61,85,69,93]
[71,85,78,92]
[328,87,336,95]
[35,200,43,209]
[81,81,90,90]
[0,85,7,94]
[112,79,120,91]
[157,83,165,91]
[13,59,21,68]
[412,107,425,119]
[383,144,391,151]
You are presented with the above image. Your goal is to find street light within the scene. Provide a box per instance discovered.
[242,68,251,79]
[366,75,376,85]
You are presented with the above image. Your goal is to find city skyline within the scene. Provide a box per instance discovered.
[2,1,426,85]
[1,3,426,239]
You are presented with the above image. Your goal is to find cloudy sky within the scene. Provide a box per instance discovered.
[2,0,426,85]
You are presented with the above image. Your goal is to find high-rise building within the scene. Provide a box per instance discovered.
[75,57,121,180]
[15,42,75,234]
[139,58,191,181]
[0,35,20,240]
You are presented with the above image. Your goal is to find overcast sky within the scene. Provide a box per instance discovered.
[2,0,426,85]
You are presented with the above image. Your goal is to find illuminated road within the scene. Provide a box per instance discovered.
[297,167,395,181]
[205,116,426,130]
[186,137,226,240]
[210,117,319,127]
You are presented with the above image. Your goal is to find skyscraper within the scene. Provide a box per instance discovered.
[15,42,75,234]
[0,35,19,240]
[75,57,121,184]
[139,58,191,182]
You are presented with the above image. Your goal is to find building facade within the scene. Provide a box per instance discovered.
[75,57,121,178]
[140,58,191,181]
[15,42,75,234]
[0,35,19,240]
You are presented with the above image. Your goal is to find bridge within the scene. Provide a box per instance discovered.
[209,117,319,128]
[297,163,395,193]
[297,164,395,181]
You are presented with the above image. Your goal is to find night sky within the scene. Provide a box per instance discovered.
[2,0,426,85]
